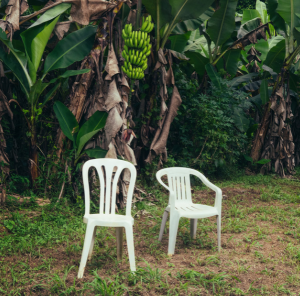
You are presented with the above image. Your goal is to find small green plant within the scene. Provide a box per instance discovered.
[53,101,108,165]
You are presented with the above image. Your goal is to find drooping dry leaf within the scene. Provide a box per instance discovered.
[105,142,118,159]
[105,46,120,78]
[54,21,71,40]
[105,79,122,111]
[261,78,295,176]
[5,0,29,31]
[146,86,182,163]
[104,106,123,144]
[68,0,117,25]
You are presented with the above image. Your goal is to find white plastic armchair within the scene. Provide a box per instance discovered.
[77,159,137,278]
[156,167,222,255]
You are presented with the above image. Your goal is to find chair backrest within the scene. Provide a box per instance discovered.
[82,159,136,217]
[156,167,194,204]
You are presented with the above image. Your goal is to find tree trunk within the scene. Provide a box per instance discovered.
[250,103,271,162]
[30,126,39,185]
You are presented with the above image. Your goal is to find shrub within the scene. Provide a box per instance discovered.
[167,66,248,175]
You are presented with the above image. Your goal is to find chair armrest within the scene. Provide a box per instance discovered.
[192,170,222,213]
[156,170,176,210]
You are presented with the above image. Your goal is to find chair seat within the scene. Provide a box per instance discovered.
[165,203,218,218]
[83,214,134,227]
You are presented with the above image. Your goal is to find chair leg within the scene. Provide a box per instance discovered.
[125,225,136,272]
[78,223,95,278]
[217,215,221,252]
[190,219,197,239]
[168,213,180,256]
[158,210,169,242]
[88,227,97,261]
[116,227,123,261]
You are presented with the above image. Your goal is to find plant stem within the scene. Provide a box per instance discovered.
[136,0,142,30]
[156,0,160,51]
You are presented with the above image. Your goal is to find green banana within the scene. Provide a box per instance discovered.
[142,47,147,54]
[122,30,128,39]
[141,20,148,31]
[138,39,144,49]
[142,63,147,71]
[147,44,151,51]
[147,23,154,33]
[124,45,129,54]
[144,21,152,33]
[145,50,151,57]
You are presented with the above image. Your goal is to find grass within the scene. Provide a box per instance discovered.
[2,171,300,295]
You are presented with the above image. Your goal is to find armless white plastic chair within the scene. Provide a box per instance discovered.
[78,159,137,278]
[156,167,222,255]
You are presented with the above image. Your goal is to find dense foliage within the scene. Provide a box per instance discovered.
[168,66,248,174]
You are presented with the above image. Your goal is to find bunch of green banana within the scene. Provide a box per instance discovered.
[140,15,154,33]
[121,16,153,79]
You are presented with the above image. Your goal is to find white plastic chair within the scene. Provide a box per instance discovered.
[156,167,222,255]
[78,159,137,278]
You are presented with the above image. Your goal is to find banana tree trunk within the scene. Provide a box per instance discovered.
[250,104,271,162]
[30,123,39,184]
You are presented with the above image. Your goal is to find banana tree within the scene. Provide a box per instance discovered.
[0,3,97,183]
[249,0,300,176]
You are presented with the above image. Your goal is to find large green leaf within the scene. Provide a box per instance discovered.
[49,69,91,84]
[183,35,212,55]
[85,147,108,159]
[28,79,49,106]
[216,49,241,75]
[43,25,97,76]
[53,101,78,142]
[20,3,71,82]
[172,7,215,34]
[254,39,269,61]
[256,0,268,23]
[76,111,108,156]
[41,83,61,107]
[267,0,287,34]
[205,63,222,89]
[168,32,191,52]
[0,29,31,95]
[264,39,285,73]
[228,73,258,87]
[241,9,261,24]
[276,0,300,33]
[268,35,285,49]
[207,0,238,50]
[142,0,173,30]
[237,17,261,39]
[185,51,209,78]
[232,107,250,132]
[169,0,215,26]
[260,79,269,104]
